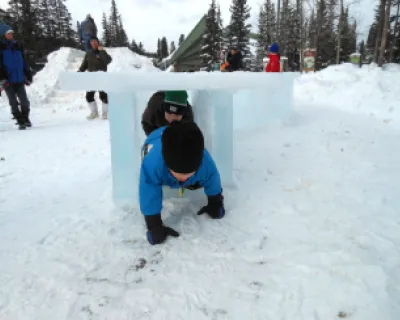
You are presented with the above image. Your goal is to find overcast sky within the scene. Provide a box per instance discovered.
[0,0,376,52]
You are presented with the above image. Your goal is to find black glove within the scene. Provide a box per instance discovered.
[197,193,225,219]
[145,214,179,245]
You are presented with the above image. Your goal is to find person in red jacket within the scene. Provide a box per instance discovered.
[265,43,280,72]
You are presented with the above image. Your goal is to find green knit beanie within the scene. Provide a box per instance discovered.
[164,91,188,107]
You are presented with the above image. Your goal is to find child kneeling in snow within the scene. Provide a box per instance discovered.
[140,122,225,245]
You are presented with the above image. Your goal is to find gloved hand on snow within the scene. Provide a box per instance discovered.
[197,194,225,219]
[145,214,179,245]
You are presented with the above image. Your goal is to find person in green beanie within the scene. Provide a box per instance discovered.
[141,90,194,136]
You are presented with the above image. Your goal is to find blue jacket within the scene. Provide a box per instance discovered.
[0,40,30,83]
[140,126,222,216]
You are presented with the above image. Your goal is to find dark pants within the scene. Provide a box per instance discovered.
[86,91,108,104]
[84,39,91,52]
[4,83,30,120]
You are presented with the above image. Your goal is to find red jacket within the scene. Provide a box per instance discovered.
[265,53,280,72]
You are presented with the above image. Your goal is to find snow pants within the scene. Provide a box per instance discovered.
[84,39,91,52]
[4,83,30,120]
[86,91,108,104]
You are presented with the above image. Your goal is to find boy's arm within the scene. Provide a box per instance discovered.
[203,150,223,197]
[139,154,180,245]
[197,150,225,219]
[139,157,163,216]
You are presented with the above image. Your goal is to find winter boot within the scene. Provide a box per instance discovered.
[87,101,99,120]
[25,116,32,127]
[101,102,108,120]
[16,118,26,130]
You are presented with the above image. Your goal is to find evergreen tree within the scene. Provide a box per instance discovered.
[160,36,169,58]
[101,12,111,47]
[138,42,144,55]
[170,41,176,54]
[308,9,317,48]
[201,0,222,67]
[315,0,336,69]
[130,39,139,53]
[178,34,185,45]
[157,38,161,60]
[227,0,252,65]
[338,6,351,60]
[107,0,128,47]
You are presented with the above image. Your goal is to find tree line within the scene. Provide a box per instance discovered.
[366,0,400,65]
[201,0,359,71]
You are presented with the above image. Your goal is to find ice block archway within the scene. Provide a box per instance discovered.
[60,72,297,206]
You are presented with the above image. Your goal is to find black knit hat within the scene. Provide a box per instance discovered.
[162,122,204,174]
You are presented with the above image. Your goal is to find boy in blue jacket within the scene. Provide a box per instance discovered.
[140,121,225,245]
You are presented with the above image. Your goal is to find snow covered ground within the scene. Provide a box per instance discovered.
[0,55,400,319]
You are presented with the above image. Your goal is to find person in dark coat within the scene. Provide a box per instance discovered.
[140,122,225,245]
[141,90,194,136]
[78,36,112,120]
[80,14,98,52]
[0,27,33,130]
[225,48,243,72]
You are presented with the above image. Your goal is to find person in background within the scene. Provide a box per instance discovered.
[0,26,33,130]
[221,47,243,72]
[78,36,112,120]
[141,90,194,136]
[79,14,98,52]
[265,43,281,72]
[140,122,225,245]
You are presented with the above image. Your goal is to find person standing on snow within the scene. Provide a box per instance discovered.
[140,122,225,245]
[0,27,33,130]
[80,14,98,52]
[221,47,243,72]
[78,36,112,120]
[265,43,281,72]
[141,90,194,136]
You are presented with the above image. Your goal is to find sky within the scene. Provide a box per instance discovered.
[0,0,376,52]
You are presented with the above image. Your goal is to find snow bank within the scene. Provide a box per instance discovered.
[295,63,400,121]
[106,48,159,73]
[0,47,158,110]
[27,48,84,106]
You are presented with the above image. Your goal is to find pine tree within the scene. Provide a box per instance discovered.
[138,42,144,55]
[102,13,111,46]
[107,0,128,47]
[201,0,222,67]
[178,34,185,45]
[170,41,176,54]
[130,39,139,53]
[160,36,169,58]
[227,0,252,66]
[157,38,161,60]
[315,0,336,69]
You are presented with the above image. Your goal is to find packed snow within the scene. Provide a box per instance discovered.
[0,51,399,319]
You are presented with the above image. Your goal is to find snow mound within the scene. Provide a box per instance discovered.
[295,63,400,121]
[28,48,84,106]
[106,47,159,73]
[0,47,158,110]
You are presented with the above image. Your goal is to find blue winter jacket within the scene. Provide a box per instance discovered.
[0,39,30,83]
[140,126,222,216]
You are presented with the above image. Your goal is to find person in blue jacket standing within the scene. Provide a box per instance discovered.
[0,26,33,130]
[79,14,98,52]
[140,121,225,245]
